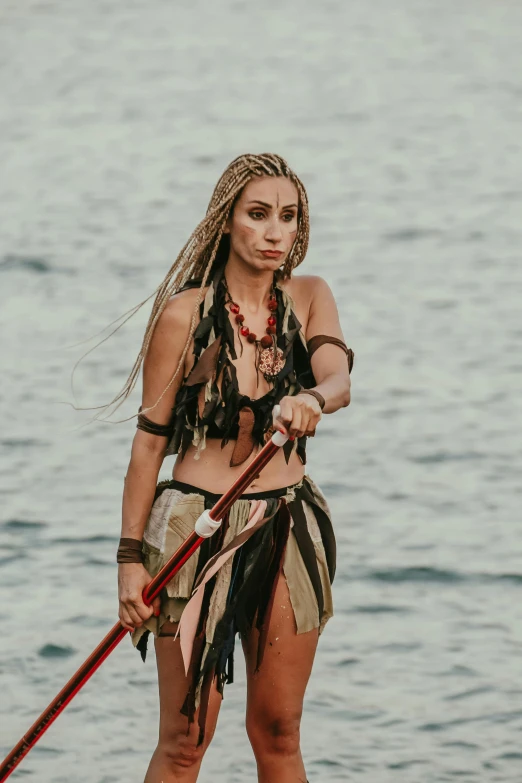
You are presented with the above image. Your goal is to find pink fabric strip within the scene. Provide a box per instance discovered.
[176,499,267,675]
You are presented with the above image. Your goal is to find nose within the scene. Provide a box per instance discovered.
[264,215,283,243]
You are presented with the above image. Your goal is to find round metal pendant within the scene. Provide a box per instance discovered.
[259,346,285,379]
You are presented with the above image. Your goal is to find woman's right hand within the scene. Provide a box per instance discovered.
[118,563,161,632]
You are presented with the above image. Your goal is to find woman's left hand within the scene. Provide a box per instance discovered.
[274,394,322,439]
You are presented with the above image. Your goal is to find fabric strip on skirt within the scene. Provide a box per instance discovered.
[130,474,335,744]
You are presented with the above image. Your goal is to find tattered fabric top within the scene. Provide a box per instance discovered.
[165,266,316,467]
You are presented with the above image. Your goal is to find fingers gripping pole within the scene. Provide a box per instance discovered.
[272,403,282,428]
[271,405,290,447]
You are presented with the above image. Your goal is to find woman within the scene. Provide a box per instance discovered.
[115,153,353,783]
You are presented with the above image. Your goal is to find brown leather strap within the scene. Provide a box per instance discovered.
[229,406,255,467]
[137,406,174,437]
[298,389,325,410]
[307,334,354,373]
[185,335,222,386]
[116,537,144,564]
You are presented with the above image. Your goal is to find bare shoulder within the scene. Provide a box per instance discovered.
[284,273,343,341]
[146,286,207,360]
[162,286,206,325]
[283,273,335,312]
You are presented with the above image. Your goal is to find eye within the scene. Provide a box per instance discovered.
[282,212,296,222]
[249,210,265,220]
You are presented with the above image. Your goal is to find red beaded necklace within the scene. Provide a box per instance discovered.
[225,283,285,382]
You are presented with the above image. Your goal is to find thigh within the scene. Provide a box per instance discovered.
[242,573,319,723]
[154,621,223,748]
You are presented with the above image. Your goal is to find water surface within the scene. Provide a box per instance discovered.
[1,1,521,780]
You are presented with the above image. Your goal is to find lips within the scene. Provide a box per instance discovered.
[261,250,283,258]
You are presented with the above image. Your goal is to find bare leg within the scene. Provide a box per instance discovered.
[242,574,318,783]
[144,621,222,783]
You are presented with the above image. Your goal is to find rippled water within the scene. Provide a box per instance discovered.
[1,1,522,781]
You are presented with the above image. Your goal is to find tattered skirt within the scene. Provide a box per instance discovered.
[131,474,336,741]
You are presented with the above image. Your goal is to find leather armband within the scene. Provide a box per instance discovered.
[137,406,173,437]
[307,335,354,374]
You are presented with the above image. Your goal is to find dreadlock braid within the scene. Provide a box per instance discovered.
[77,152,310,423]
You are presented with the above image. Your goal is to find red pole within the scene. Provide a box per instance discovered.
[0,431,287,781]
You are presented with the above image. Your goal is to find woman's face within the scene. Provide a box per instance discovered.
[225,176,299,273]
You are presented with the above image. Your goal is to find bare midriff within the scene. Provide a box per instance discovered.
[171,435,305,494]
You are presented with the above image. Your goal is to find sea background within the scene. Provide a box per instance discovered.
[1,1,521,781]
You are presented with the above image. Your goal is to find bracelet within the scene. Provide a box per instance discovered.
[298,389,325,411]
[117,537,144,564]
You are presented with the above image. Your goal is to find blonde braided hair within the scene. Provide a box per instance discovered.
[78,152,310,423]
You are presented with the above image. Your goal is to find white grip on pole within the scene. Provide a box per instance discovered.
[195,510,222,538]
[271,404,289,446]
[271,430,289,447]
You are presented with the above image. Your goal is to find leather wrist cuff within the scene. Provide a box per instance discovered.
[117,537,144,564]
[298,389,325,411]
